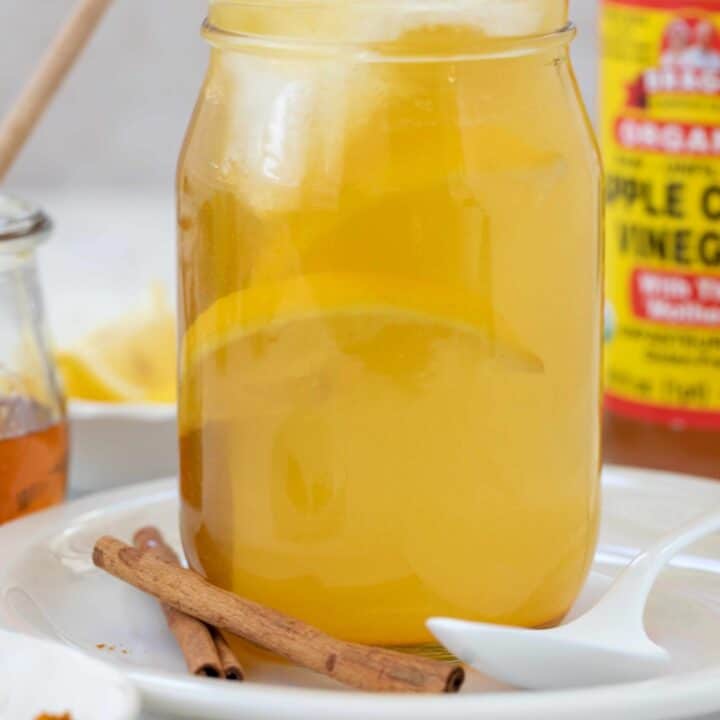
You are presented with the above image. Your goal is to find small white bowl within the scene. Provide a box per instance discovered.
[68,400,177,496]
[0,629,139,720]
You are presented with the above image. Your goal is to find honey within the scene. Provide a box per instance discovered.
[0,397,68,524]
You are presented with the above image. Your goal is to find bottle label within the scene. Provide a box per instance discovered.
[601,0,720,429]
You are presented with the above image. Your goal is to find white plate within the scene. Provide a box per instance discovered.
[2,466,720,720]
[0,628,140,720]
[69,400,176,423]
[67,400,177,496]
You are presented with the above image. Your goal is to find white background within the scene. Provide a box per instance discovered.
[0,0,600,188]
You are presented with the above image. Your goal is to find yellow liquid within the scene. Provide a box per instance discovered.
[178,11,602,646]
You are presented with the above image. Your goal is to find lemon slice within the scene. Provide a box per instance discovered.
[56,286,176,404]
[181,272,541,383]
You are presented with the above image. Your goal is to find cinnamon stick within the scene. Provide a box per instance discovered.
[211,628,245,681]
[93,536,464,693]
[132,527,243,680]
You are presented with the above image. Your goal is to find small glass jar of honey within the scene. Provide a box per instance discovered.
[0,195,68,524]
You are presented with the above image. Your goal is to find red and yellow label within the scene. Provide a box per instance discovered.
[602,0,720,429]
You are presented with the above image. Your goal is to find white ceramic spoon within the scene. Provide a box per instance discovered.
[0,628,139,720]
[428,507,720,690]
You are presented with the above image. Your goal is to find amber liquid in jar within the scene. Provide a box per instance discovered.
[600,0,720,479]
[179,0,601,646]
[0,397,68,524]
[604,415,720,481]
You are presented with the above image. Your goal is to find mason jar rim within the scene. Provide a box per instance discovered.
[203,0,574,58]
[202,17,576,59]
[0,194,52,251]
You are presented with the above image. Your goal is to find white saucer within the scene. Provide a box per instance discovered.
[2,466,720,720]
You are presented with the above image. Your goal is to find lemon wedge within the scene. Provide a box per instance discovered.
[56,285,176,404]
[181,272,541,398]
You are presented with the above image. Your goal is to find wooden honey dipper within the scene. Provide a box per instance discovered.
[0,0,113,182]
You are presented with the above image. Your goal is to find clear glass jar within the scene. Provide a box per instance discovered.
[0,195,68,524]
[178,0,602,647]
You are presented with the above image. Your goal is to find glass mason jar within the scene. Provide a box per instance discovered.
[0,196,68,524]
[178,0,602,647]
